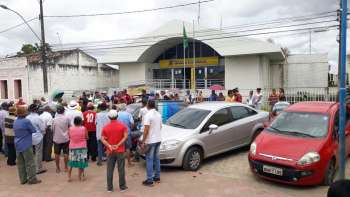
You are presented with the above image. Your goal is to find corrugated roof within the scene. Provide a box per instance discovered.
[93,20,284,64]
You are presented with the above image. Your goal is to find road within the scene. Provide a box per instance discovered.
[0,148,349,197]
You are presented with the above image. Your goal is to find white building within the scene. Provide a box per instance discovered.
[284,54,329,88]
[95,20,285,92]
[0,49,119,102]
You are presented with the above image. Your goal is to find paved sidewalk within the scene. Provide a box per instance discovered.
[1,148,348,197]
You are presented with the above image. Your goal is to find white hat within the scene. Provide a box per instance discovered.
[68,100,78,110]
[108,110,118,119]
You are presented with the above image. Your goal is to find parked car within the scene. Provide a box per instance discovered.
[160,102,269,171]
[248,102,350,186]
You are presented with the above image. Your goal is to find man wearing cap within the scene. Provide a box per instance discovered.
[14,106,41,184]
[117,103,134,166]
[101,110,128,192]
[65,100,84,126]
[27,104,46,174]
[96,102,110,166]
[83,102,97,162]
[40,105,53,162]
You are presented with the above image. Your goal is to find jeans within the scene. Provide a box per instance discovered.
[145,142,161,182]
[17,147,37,184]
[87,132,98,161]
[43,128,53,161]
[97,140,105,163]
[106,152,126,191]
[6,143,16,165]
[34,140,44,173]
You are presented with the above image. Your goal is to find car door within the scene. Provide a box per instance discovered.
[199,107,234,156]
[332,111,340,162]
[229,106,258,145]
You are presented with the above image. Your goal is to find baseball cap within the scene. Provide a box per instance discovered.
[108,110,118,119]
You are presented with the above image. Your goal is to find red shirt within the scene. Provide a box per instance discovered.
[235,93,242,103]
[83,110,97,132]
[102,120,127,153]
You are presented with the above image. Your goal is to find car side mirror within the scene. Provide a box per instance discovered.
[208,124,218,134]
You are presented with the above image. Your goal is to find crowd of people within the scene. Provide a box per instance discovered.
[0,90,163,192]
[0,87,289,192]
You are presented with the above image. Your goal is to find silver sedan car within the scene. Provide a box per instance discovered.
[159,102,269,171]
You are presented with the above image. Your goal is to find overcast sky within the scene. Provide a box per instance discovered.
[0,0,342,63]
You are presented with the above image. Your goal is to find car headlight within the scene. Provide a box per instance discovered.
[160,140,181,151]
[297,152,320,166]
[250,142,257,156]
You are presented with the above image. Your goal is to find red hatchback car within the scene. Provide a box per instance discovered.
[248,102,350,186]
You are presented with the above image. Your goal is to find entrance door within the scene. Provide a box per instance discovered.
[195,67,205,89]
[174,68,191,89]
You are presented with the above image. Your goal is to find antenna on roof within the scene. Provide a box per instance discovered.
[197,0,201,26]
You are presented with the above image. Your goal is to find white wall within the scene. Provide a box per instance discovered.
[285,54,328,88]
[224,55,261,90]
[119,62,146,87]
[0,57,29,102]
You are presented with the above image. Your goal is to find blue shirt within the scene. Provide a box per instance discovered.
[14,118,36,153]
[96,111,110,140]
[117,111,134,135]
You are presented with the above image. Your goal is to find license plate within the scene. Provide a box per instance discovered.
[263,165,283,176]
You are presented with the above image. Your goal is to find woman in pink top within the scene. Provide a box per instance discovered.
[68,116,88,182]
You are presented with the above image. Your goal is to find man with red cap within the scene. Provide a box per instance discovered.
[83,102,97,162]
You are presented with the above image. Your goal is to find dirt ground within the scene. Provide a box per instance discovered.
[1,148,349,197]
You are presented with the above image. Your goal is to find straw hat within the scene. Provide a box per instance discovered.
[8,107,16,115]
[68,100,78,110]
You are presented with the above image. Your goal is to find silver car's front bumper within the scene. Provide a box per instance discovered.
[159,147,183,167]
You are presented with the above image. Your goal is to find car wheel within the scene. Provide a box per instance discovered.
[183,147,203,171]
[323,159,336,186]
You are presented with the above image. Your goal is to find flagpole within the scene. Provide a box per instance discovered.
[183,22,186,90]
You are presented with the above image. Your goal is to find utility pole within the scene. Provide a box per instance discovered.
[39,0,48,94]
[338,0,347,180]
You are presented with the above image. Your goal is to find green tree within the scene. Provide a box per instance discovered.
[18,43,38,55]
[17,43,52,55]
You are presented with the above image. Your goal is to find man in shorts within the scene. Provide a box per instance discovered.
[52,105,70,173]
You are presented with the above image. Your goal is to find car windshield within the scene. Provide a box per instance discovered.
[166,108,210,129]
[268,112,329,138]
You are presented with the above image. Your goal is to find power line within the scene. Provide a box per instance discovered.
[51,11,337,48]
[45,0,214,18]
[78,24,337,52]
[54,18,336,51]
[0,0,212,34]
[0,17,38,34]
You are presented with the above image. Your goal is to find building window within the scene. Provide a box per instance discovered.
[14,79,22,99]
[0,80,8,99]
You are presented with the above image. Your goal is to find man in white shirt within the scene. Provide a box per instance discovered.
[141,100,162,186]
[138,99,149,133]
[40,106,53,161]
[65,100,84,126]
[27,104,46,174]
